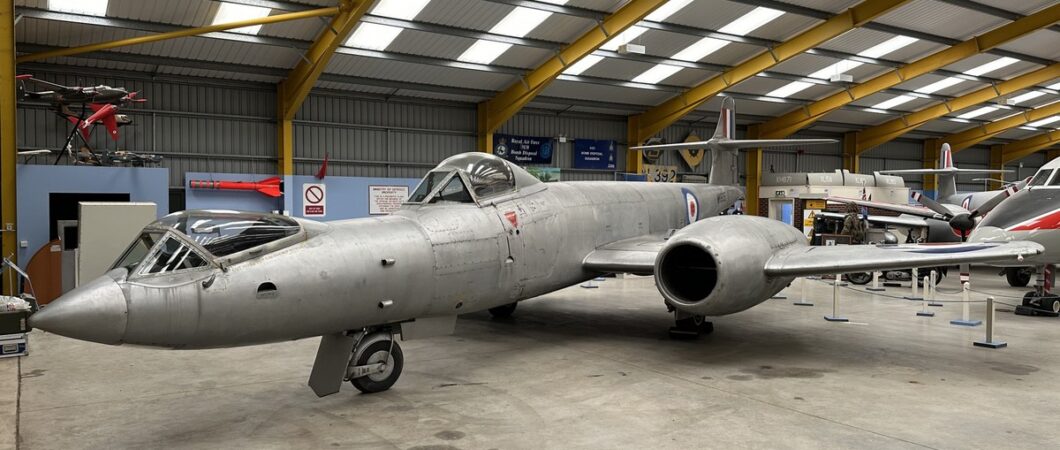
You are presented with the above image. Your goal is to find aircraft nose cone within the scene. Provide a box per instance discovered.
[30,275,128,345]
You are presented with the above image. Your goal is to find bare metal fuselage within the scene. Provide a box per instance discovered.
[119,182,739,348]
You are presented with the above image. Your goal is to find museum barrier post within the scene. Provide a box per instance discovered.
[974,297,1006,349]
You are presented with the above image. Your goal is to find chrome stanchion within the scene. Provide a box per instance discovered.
[974,297,1006,348]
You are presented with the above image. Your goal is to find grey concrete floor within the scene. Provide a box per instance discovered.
[8,267,1060,449]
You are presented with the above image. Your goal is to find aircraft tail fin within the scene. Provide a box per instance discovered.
[712,96,736,140]
[940,143,954,169]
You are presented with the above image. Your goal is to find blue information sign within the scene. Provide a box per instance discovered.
[572,139,617,170]
[493,134,554,165]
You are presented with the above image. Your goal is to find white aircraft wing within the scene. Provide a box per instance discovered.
[816,211,928,228]
[764,241,1041,277]
[712,139,837,149]
[880,168,1011,175]
[827,197,946,219]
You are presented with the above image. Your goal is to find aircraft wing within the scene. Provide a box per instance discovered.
[880,168,1012,175]
[763,241,1042,277]
[827,197,945,219]
[582,234,667,275]
[713,139,837,149]
[816,211,928,228]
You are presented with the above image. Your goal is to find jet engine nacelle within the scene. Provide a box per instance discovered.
[654,216,805,316]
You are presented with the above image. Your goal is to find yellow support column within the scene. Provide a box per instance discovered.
[745,124,762,216]
[1000,129,1060,164]
[843,131,860,173]
[477,103,493,154]
[625,115,643,175]
[277,84,294,177]
[1047,148,1060,163]
[989,145,1005,190]
[0,2,15,295]
[923,138,940,197]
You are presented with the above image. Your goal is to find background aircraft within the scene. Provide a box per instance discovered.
[879,143,1013,211]
[28,100,1041,398]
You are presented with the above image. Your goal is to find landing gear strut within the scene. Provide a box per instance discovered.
[668,310,713,339]
[1015,265,1060,317]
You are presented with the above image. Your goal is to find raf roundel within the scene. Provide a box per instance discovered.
[682,188,699,224]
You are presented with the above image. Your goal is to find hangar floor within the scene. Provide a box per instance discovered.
[5,267,1060,449]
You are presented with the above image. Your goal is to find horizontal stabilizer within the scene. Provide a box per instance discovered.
[880,168,1012,175]
[713,138,837,149]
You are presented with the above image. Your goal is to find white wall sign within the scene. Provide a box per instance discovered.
[303,183,326,217]
[369,185,409,215]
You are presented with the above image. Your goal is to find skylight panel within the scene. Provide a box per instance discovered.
[956,106,998,119]
[563,55,604,76]
[645,0,694,21]
[371,0,432,21]
[346,23,404,51]
[859,35,918,59]
[633,65,683,84]
[631,7,783,85]
[1026,116,1060,128]
[767,36,917,99]
[1010,91,1046,105]
[458,1,568,65]
[49,0,108,16]
[718,7,784,35]
[965,57,1019,76]
[212,2,271,35]
[1048,82,1060,90]
[915,77,963,94]
[671,38,728,62]
[345,0,433,51]
[491,7,553,38]
[872,95,915,110]
[767,81,814,98]
[458,40,513,64]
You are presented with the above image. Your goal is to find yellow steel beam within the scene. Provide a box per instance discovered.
[1001,129,1060,164]
[628,0,909,147]
[478,0,669,152]
[759,3,1060,140]
[17,6,340,64]
[277,0,370,176]
[989,145,1004,190]
[1,2,15,294]
[857,63,1060,151]
[947,100,1060,152]
[922,138,940,194]
[843,131,860,173]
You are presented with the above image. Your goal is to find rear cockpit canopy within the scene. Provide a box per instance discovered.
[112,211,304,277]
[406,152,544,205]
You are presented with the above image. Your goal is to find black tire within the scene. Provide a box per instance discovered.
[1022,291,1038,307]
[846,272,872,285]
[350,339,403,394]
[488,302,517,318]
[1006,267,1032,287]
[1041,296,1060,315]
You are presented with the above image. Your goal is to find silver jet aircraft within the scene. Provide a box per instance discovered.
[29,100,1042,397]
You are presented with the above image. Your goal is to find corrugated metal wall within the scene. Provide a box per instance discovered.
[16,66,1045,192]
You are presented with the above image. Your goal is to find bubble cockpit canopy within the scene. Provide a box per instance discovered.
[407,152,543,205]
[112,210,304,277]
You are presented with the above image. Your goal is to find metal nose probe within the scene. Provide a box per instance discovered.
[29,275,129,345]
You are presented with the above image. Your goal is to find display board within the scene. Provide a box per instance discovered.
[369,185,409,215]
[572,139,616,170]
[493,134,554,164]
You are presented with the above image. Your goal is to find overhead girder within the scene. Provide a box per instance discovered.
[277,0,370,180]
[16,6,341,63]
[628,0,910,147]
[1000,129,1060,164]
[476,0,670,152]
[947,100,1060,152]
[856,63,1060,151]
[757,4,1060,140]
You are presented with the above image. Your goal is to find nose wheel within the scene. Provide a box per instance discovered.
[346,331,404,393]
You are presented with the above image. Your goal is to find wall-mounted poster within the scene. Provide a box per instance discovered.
[572,139,616,170]
[493,134,554,164]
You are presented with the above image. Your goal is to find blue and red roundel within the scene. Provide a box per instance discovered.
[681,188,699,224]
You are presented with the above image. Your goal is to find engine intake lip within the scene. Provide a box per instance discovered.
[655,239,719,308]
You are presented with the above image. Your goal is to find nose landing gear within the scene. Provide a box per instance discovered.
[668,310,713,339]
[347,330,404,393]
